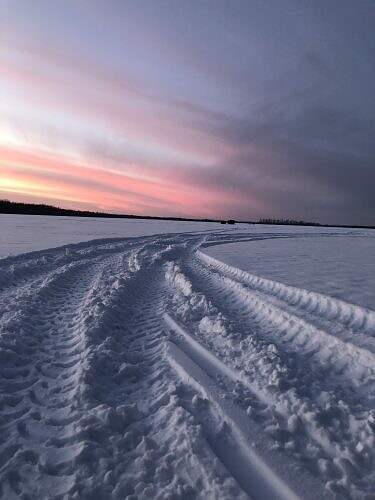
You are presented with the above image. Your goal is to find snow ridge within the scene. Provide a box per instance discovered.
[198,250,375,337]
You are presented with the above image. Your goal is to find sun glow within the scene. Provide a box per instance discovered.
[0,176,38,194]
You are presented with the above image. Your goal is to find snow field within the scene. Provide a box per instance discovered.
[204,232,375,310]
[0,228,374,498]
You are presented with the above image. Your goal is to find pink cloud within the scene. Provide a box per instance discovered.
[0,145,242,217]
[0,44,231,165]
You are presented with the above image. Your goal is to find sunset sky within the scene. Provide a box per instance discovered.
[1,0,374,224]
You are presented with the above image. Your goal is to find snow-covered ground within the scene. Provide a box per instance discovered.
[205,230,375,310]
[0,217,374,499]
[0,214,219,258]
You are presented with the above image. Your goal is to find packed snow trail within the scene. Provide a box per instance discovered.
[0,230,374,499]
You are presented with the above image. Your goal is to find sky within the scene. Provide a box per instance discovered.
[0,0,374,224]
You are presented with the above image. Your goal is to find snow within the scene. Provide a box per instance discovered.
[204,229,375,310]
[0,214,220,258]
[0,216,374,498]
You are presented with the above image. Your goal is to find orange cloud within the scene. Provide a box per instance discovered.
[0,144,237,217]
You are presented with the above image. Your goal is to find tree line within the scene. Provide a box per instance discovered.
[258,218,320,226]
[1,199,373,229]
[0,199,219,223]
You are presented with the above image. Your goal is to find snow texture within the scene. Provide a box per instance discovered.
[0,218,374,499]
[0,214,219,258]
[204,231,375,310]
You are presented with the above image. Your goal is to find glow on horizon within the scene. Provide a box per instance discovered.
[0,144,244,218]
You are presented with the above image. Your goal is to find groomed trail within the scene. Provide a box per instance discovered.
[0,230,374,499]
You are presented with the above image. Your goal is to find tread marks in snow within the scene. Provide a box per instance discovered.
[165,250,375,498]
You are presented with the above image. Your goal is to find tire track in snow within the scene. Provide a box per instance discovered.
[164,314,327,500]
[164,249,375,498]
[198,251,375,342]
[0,252,121,497]
[193,253,375,396]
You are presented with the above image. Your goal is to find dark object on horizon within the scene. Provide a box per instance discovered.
[220,221,227,224]
[227,219,235,225]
